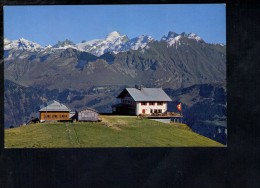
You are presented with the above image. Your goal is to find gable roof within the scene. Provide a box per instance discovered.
[117,88,172,102]
[76,107,99,113]
[39,100,71,112]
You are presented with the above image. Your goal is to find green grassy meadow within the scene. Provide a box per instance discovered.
[5,115,223,148]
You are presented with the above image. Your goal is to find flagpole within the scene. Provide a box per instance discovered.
[181,104,183,123]
[177,103,182,123]
[180,103,182,123]
[181,108,182,123]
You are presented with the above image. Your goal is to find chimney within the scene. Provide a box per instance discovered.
[135,84,143,90]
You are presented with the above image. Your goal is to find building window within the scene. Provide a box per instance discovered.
[141,102,147,106]
[158,109,162,113]
[150,109,153,113]
[157,102,163,106]
[149,102,155,105]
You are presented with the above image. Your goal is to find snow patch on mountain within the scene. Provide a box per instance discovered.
[161,33,182,48]
[187,33,203,42]
[45,45,52,48]
[161,31,204,48]
[53,45,79,50]
[19,54,30,59]
[123,35,154,51]
[145,45,150,50]
[167,36,182,47]
[161,32,181,48]
[161,32,179,41]
[52,39,79,51]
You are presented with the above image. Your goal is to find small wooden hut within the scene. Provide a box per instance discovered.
[77,107,100,122]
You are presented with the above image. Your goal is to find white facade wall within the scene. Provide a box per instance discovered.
[136,102,167,115]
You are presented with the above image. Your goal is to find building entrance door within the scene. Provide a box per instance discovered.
[142,109,145,114]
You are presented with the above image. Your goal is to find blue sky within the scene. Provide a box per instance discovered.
[4,4,226,46]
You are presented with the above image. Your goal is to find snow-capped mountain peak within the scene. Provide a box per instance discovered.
[122,35,155,51]
[105,31,121,41]
[187,33,204,42]
[161,32,183,47]
[161,31,204,47]
[4,37,10,44]
[53,39,75,48]
[161,32,179,41]
[75,31,130,56]
[161,31,204,41]
[4,37,42,51]
[45,45,52,48]
[50,39,81,51]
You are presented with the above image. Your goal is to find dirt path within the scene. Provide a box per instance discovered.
[66,123,80,145]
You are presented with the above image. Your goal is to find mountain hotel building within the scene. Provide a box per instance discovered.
[112,86,172,115]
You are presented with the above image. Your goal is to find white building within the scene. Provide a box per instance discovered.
[112,86,172,115]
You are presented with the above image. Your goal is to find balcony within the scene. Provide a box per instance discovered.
[139,112,183,118]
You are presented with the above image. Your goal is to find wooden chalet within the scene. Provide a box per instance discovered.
[39,100,71,122]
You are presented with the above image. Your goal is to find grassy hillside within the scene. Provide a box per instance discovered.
[5,115,223,148]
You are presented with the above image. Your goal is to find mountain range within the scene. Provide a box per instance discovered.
[4,31,218,56]
[4,31,227,144]
[4,31,226,89]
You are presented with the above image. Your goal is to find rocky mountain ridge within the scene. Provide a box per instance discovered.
[4,31,222,56]
[4,31,226,90]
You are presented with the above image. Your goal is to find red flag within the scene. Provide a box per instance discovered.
[177,103,182,112]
